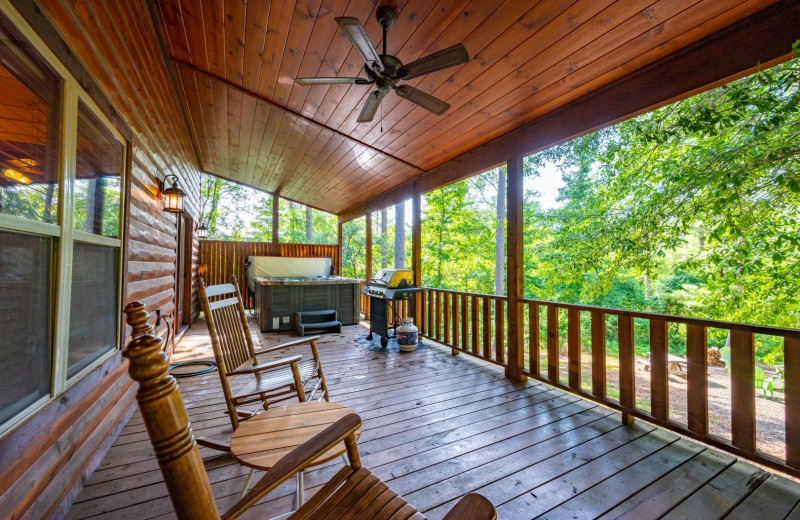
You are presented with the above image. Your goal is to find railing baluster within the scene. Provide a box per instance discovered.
[568,308,581,390]
[435,290,442,341]
[495,299,504,363]
[529,303,539,376]
[546,305,559,381]
[786,337,800,468]
[618,314,635,424]
[427,290,433,337]
[482,297,491,359]
[461,294,468,352]
[419,289,426,335]
[591,310,606,399]
[686,324,708,435]
[471,295,478,354]
[451,292,459,347]
[649,318,668,421]
[443,292,450,345]
[730,330,755,453]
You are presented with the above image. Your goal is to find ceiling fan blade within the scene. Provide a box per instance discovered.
[398,44,469,80]
[357,90,387,123]
[394,85,450,115]
[335,17,384,73]
[294,77,372,86]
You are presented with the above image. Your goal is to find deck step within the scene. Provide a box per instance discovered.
[296,309,337,317]
[295,310,341,336]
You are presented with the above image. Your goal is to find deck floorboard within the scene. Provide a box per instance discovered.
[65,320,800,520]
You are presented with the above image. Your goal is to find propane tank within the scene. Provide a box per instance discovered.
[396,317,419,352]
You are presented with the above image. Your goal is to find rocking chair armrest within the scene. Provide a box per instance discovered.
[221,413,363,520]
[441,493,497,520]
[227,354,303,376]
[254,335,321,355]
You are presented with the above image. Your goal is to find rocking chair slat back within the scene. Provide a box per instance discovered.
[198,277,257,374]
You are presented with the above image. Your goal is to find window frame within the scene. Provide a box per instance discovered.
[0,0,127,437]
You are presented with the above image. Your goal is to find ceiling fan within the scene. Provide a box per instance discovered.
[294,6,469,123]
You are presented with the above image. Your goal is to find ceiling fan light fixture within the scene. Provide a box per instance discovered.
[294,6,469,123]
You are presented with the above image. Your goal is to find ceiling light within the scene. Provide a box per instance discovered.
[4,168,32,184]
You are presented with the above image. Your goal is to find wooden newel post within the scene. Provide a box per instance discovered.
[123,302,221,520]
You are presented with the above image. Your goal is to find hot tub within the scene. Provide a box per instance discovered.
[246,257,361,332]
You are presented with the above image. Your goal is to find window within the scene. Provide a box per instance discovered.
[0,231,53,424]
[0,10,125,434]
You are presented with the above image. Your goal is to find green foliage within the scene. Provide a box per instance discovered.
[199,174,336,243]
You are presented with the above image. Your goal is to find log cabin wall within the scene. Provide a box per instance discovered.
[0,1,202,518]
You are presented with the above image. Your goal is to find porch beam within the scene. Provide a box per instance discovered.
[336,219,343,276]
[365,213,373,283]
[271,193,279,247]
[337,0,798,223]
[412,192,422,327]
[505,155,525,382]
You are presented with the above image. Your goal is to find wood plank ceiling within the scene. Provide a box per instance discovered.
[155,0,782,215]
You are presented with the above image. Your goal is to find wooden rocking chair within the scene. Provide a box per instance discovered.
[123,302,496,520]
[198,276,330,433]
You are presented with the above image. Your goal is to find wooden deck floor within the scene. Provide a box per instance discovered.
[65,320,800,520]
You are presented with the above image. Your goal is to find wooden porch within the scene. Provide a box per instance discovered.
[66,321,800,520]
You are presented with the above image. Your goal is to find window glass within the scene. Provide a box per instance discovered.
[0,230,52,423]
[74,102,122,237]
[0,19,61,224]
[67,242,118,378]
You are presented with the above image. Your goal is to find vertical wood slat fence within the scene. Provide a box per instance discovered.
[199,241,340,309]
[417,287,800,478]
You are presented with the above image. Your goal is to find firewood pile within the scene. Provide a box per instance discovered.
[707,347,724,366]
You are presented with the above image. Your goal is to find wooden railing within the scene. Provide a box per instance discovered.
[418,287,800,477]
[359,280,369,319]
[419,288,508,366]
[199,241,340,308]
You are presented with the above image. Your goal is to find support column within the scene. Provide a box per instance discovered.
[271,193,279,250]
[412,192,422,328]
[365,213,373,320]
[336,219,343,275]
[505,155,526,382]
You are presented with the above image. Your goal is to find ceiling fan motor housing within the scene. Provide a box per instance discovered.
[376,6,398,29]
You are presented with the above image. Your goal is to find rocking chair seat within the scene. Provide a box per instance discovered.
[233,358,322,405]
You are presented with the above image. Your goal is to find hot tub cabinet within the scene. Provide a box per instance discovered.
[254,277,361,333]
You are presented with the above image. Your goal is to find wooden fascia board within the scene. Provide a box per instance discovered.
[337,0,799,223]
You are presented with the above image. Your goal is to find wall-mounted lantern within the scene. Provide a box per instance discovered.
[198,221,208,239]
[159,174,185,213]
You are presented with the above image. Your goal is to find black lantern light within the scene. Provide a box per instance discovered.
[159,174,185,213]
[198,221,208,239]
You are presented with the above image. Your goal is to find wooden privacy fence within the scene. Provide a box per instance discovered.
[417,287,800,478]
[199,241,340,309]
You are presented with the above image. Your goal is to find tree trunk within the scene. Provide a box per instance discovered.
[644,273,651,300]
[394,202,405,269]
[305,206,313,242]
[494,168,505,296]
[380,208,388,269]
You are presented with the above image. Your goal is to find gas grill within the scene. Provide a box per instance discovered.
[361,269,422,347]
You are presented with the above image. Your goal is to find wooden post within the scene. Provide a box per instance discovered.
[686,324,708,435]
[122,302,221,520]
[336,218,343,276]
[786,336,800,468]
[618,314,635,425]
[271,192,279,248]
[364,213,372,320]
[505,154,525,382]
[730,330,755,453]
[649,318,668,421]
[412,191,422,328]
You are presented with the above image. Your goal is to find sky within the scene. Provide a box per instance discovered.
[526,159,565,211]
